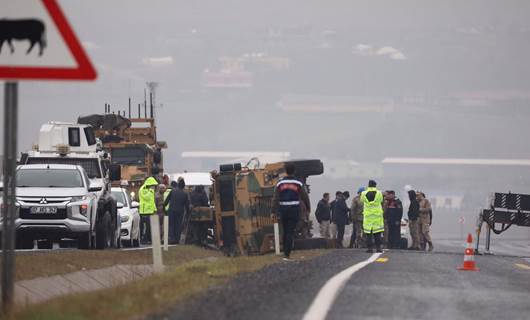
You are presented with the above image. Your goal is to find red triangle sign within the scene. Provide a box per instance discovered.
[0,0,97,80]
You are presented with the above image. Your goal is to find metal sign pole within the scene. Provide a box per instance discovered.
[2,81,18,315]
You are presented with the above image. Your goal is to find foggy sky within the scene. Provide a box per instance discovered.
[2,0,530,238]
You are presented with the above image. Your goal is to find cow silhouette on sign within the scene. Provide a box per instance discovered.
[0,19,46,56]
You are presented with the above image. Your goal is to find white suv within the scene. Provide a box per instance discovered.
[1,164,115,249]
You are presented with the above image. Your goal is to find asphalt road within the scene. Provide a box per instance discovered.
[158,244,530,320]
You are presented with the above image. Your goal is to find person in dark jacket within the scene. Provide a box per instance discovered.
[407,189,420,250]
[315,193,331,238]
[190,185,209,207]
[385,191,403,249]
[164,178,190,244]
[331,191,349,248]
[271,163,311,260]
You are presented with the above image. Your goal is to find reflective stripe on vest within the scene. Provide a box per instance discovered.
[279,201,300,206]
[361,187,384,234]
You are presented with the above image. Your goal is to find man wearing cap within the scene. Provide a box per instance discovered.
[417,191,434,251]
[361,180,385,253]
[349,187,365,248]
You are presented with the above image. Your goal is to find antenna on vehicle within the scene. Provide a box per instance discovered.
[146,81,159,119]
[144,88,147,118]
[150,92,153,118]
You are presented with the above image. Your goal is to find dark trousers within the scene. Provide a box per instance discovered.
[140,215,151,244]
[388,221,401,248]
[168,211,183,243]
[280,205,299,258]
[366,232,382,250]
[336,223,346,247]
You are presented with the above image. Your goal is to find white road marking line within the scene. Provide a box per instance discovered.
[302,252,382,320]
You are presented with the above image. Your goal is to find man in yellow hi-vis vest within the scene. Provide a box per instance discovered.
[361,180,384,253]
[139,177,158,244]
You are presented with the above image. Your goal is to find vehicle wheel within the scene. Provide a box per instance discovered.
[133,237,140,247]
[37,240,53,250]
[95,211,112,249]
[16,237,34,250]
[121,237,132,248]
[286,159,324,176]
[400,237,408,250]
[78,232,91,249]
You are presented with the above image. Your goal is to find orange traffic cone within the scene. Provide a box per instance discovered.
[458,233,479,271]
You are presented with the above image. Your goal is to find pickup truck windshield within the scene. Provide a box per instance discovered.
[26,158,101,179]
[17,169,84,188]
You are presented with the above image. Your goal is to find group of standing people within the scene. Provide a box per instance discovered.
[315,181,434,252]
[138,175,210,245]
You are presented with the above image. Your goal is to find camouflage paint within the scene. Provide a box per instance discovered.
[212,160,323,255]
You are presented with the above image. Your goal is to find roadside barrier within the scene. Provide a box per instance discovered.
[458,233,479,271]
[150,214,164,273]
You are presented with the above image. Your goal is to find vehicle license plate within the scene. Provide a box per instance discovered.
[30,207,58,214]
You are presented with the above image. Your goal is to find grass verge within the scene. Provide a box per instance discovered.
[12,250,322,320]
[1,246,222,281]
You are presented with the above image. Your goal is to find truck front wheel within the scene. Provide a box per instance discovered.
[95,211,112,249]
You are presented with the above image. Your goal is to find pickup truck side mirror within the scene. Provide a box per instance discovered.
[88,182,103,192]
[109,164,121,182]
[131,201,140,209]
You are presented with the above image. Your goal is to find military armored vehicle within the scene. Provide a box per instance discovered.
[77,113,167,199]
[210,159,324,255]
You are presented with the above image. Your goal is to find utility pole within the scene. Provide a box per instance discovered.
[2,82,18,316]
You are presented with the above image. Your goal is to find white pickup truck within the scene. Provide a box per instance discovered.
[14,122,123,250]
[0,164,120,249]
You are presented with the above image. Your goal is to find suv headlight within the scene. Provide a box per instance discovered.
[70,195,89,202]
[120,214,129,223]
[67,199,90,217]
[67,203,89,216]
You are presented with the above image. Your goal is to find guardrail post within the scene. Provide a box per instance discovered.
[274,222,281,255]
[149,215,164,272]
[163,215,169,251]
